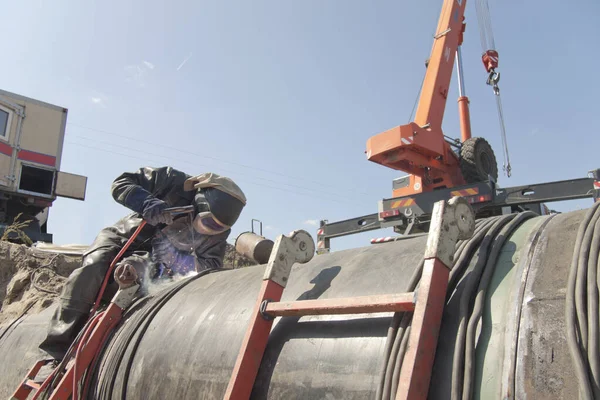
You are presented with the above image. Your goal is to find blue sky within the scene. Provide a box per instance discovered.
[1,0,598,252]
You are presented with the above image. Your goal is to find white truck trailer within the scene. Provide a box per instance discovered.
[0,89,87,243]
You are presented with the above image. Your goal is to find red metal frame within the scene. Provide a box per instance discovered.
[396,257,450,399]
[12,222,147,400]
[225,256,451,400]
[11,360,51,399]
[41,304,124,400]
[223,280,285,400]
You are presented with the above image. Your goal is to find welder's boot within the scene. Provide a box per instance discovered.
[38,303,89,361]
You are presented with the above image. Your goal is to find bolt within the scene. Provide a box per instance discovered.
[282,276,288,282]
[299,241,307,251]
[444,224,450,232]
[449,254,454,261]
[279,254,285,261]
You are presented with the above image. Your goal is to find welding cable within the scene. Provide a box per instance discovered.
[447,216,500,296]
[120,270,218,399]
[388,216,509,400]
[462,212,536,400]
[81,308,123,400]
[377,258,425,400]
[390,323,412,399]
[93,296,153,400]
[94,288,185,399]
[379,257,427,400]
[451,214,516,400]
[382,314,412,400]
[376,218,495,400]
[587,214,600,398]
[91,268,219,400]
[576,206,600,355]
[375,313,402,400]
[566,201,600,400]
[35,307,109,399]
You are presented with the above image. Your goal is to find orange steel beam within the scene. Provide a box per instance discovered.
[396,257,450,399]
[264,293,416,317]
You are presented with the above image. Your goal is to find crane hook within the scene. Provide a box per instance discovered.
[486,70,501,95]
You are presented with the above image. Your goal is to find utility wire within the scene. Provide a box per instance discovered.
[66,140,363,207]
[67,133,366,201]
[67,122,373,197]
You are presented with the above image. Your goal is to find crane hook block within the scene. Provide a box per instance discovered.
[482,50,499,73]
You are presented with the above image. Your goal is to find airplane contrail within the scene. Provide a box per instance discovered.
[177,53,193,71]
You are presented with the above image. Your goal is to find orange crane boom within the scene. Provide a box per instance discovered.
[366,0,499,198]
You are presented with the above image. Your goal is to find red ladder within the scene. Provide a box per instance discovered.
[10,265,141,400]
[224,197,475,400]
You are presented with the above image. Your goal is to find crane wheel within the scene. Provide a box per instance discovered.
[459,137,498,183]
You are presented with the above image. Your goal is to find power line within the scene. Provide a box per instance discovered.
[67,122,373,197]
[65,140,365,207]
[67,133,366,201]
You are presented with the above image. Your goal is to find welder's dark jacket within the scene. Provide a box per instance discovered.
[39,166,230,359]
[89,166,230,272]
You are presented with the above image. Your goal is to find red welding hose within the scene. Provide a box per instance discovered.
[90,221,147,317]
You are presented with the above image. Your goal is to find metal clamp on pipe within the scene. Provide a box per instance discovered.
[263,230,315,288]
[424,196,475,269]
[112,264,141,310]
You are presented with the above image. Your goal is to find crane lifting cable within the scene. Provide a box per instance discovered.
[475,0,512,177]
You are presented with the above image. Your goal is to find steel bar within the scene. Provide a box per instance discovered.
[265,293,416,317]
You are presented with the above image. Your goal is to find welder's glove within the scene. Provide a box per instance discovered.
[141,197,174,226]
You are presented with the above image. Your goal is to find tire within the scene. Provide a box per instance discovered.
[459,137,498,183]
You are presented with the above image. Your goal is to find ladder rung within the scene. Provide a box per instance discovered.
[24,380,41,390]
[264,292,415,317]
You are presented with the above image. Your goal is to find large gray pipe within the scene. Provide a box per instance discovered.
[0,210,586,399]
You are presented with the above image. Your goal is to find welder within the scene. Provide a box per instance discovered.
[38,166,246,362]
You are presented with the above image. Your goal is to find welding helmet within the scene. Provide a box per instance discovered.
[184,173,247,236]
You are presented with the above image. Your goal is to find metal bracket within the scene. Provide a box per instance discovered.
[263,230,315,287]
[112,284,140,310]
[424,196,475,269]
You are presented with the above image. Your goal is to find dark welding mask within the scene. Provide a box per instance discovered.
[184,172,247,236]
[192,188,244,235]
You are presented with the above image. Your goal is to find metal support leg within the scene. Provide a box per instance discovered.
[397,196,475,400]
[224,230,315,400]
[395,258,449,399]
[222,280,284,399]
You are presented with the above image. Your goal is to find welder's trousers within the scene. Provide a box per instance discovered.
[38,244,152,360]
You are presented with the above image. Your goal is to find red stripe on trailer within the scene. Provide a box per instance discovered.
[0,142,12,156]
[317,240,325,248]
[594,181,600,189]
[317,229,324,236]
[18,150,56,167]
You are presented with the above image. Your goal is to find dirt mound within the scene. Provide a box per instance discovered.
[0,242,256,326]
[224,243,257,269]
[0,242,81,325]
